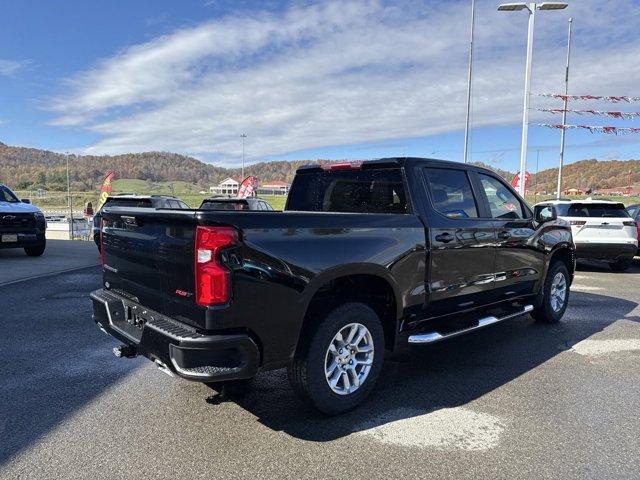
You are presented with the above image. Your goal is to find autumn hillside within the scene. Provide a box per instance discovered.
[1,141,638,193]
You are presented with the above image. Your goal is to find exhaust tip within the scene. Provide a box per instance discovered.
[113,344,137,359]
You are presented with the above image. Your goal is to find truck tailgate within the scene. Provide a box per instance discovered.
[101,207,201,327]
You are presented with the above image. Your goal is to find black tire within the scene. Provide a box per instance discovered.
[287,302,385,415]
[532,261,570,324]
[610,258,632,272]
[24,242,46,257]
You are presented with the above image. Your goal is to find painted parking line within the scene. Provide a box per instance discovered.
[571,338,640,356]
[354,407,505,451]
[0,264,99,287]
[570,285,605,292]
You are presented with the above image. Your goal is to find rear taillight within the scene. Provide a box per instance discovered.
[570,220,586,226]
[99,217,105,268]
[623,221,636,227]
[195,226,238,306]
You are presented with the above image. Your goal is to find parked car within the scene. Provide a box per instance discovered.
[535,199,637,271]
[92,194,190,251]
[0,184,47,256]
[626,204,640,255]
[199,197,274,211]
[91,158,574,414]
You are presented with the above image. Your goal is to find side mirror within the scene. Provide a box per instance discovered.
[534,205,557,223]
[21,198,31,204]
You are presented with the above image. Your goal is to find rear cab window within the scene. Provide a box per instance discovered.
[103,198,152,208]
[563,203,629,218]
[287,167,408,213]
[200,200,249,211]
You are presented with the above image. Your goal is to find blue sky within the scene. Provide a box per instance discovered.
[1,0,639,173]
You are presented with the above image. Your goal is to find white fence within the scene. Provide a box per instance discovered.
[44,212,92,241]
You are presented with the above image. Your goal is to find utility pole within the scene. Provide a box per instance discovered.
[65,152,74,240]
[463,0,476,164]
[556,17,573,199]
[534,149,540,204]
[240,133,247,180]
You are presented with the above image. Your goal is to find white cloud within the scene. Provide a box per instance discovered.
[0,59,30,77]
[49,0,640,162]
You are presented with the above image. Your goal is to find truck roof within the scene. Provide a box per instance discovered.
[295,157,499,175]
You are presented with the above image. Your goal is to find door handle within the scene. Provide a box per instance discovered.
[435,232,454,243]
[498,231,511,240]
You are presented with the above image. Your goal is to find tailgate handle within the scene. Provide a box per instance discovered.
[121,215,139,226]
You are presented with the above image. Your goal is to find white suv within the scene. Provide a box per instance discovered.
[535,199,637,272]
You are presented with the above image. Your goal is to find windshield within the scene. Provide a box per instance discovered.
[0,185,20,203]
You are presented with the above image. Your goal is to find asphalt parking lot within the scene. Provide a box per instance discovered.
[0,239,98,285]
[1,253,639,479]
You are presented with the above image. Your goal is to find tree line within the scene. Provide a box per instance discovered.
[1,141,637,193]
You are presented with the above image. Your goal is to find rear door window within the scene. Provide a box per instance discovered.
[567,203,629,218]
[424,168,478,219]
[478,174,524,219]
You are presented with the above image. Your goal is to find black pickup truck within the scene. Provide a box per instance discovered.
[91,158,574,414]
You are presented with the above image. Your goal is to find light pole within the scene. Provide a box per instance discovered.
[498,2,568,196]
[65,151,74,240]
[463,0,476,164]
[556,17,573,199]
[240,133,247,180]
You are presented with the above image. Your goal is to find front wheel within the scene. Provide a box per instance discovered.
[24,242,46,257]
[287,302,384,415]
[610,258,632,272]
[532,261,570,324]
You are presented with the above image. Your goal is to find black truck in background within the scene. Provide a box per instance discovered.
[91,158,574,414]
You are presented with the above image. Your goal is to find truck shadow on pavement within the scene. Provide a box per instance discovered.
[210,290,640,442]
[0,267,141,466]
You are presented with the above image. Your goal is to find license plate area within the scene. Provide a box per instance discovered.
[1,234,18,243]
[111,301,148,342]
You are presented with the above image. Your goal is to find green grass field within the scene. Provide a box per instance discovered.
[15,179,289,211]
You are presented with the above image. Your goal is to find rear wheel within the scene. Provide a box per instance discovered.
[24,242,46,257]
[533,261,569,324]
[610,258,632,272]
[288,302,384,415]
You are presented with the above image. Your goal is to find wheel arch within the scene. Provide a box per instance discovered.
[548,244,575,283]
[296,264,403,352]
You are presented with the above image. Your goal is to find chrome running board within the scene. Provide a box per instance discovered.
[408,304,534,345]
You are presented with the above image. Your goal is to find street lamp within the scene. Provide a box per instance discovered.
[498,2,568,196]
[240,133,247,180]
[65,151,74,240]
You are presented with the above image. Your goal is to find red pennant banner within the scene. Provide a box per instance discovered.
[538,123,640,134]
[539,94,640,103]
[538,108,640,119]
